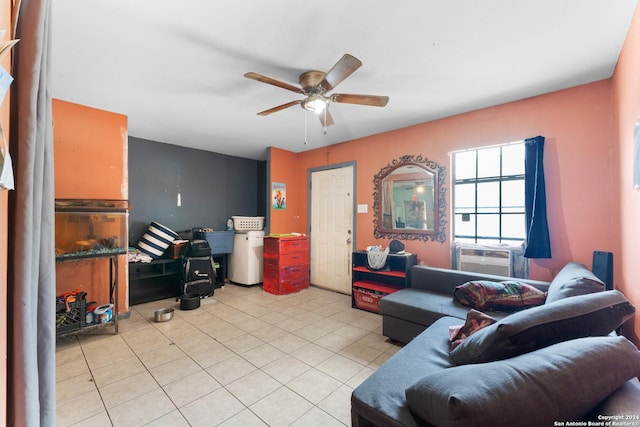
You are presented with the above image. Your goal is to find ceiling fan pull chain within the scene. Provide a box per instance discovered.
[323,106,328,135]
[304,109,309,145]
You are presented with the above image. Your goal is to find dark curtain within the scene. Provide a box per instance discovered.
[524,136,551,258]
[8,0,56,425]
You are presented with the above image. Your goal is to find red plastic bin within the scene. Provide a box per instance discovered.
[352,281,401,313]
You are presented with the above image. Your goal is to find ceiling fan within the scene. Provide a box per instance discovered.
[244,54,389,127]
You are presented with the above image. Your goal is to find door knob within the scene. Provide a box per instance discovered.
[346,237,352,244]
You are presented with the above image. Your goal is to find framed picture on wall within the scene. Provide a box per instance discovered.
[272,182,286,209]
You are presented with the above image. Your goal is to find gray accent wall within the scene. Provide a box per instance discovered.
[129,137,265,243]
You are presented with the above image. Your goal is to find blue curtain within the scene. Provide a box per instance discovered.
[524,136,551,258]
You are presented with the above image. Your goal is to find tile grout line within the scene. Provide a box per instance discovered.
[170,296,357,424]
[62,285,393,426]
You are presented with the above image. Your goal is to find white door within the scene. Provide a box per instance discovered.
[310,165,354,294]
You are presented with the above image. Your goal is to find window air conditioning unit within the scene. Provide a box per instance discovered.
[457,247,512,277]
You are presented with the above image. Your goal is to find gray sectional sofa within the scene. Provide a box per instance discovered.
[351,262,640,426]
[380,265,551,344]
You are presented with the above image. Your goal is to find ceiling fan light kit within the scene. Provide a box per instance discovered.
[301,94,328,113]
[245,54,389,127]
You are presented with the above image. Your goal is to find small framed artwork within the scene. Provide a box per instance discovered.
[272,182,286,209]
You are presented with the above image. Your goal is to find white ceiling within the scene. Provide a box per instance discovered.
[51,1,637,160]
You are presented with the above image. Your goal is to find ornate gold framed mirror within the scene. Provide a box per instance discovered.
[373,155,446,241]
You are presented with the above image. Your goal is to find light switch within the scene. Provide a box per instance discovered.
[357,204,368,213]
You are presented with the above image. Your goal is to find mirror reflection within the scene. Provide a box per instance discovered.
[373,155,446,242]
[382,165,435,230]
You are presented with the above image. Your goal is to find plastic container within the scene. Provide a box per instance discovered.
[193,230,234,254]
[177,293,200,310]
[169,239,189,258]
[93,304,113,324]
[231,216,264,231]
[352,281,400,313]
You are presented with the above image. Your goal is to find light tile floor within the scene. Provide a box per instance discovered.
[56,284,403,426]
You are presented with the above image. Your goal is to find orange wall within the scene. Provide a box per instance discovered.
[53,99,129,313]
[280,80,614,283]
[268,147,306,234]
[613,3,640,344]
[1,0,12,421]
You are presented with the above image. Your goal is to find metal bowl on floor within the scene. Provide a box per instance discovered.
[154,308,174,322]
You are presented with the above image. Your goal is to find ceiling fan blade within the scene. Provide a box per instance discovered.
[320,54,362,91]
[331,93,389,107]
[257,100,301,116]
[317,109,335,127]
[244,72,304,94]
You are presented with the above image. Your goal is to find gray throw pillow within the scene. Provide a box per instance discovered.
[586,380,640,419]
[449,290,635,365]
[546,261,604,303]
[407,336,640,427]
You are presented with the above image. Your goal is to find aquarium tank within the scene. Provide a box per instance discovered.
[55,199,129,259]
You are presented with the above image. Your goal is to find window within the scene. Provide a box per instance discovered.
[453,142,525,245]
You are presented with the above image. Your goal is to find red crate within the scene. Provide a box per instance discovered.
[353,281,401,313]
[264,277,308,295]
[264,236,308,255]
[263,251,308,267]
[263,263,309,295]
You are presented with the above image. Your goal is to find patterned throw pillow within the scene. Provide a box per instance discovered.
[454,280,547,312]
[449,309,497,350]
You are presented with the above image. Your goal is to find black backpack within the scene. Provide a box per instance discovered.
[182,256,216,298]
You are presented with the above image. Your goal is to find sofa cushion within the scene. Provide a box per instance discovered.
[449,290,635,365]
[380,289,481,327]
[453,280,547,311]
[406,335,640,427]
[546,261,604,303]
[585,379,640,419]
[409,265,550,294]
[352,316,461,427]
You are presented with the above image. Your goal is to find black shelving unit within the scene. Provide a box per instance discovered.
[352,251,417,313]
[129,258,182,305]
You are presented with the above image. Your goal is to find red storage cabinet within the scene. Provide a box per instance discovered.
[263,235,309,295]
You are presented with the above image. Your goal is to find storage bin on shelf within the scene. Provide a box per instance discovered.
[352,281,400,313]
[232,216,264,231]
[193,229,234,254]
[56,296,86,334]
[169,240,189,259]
